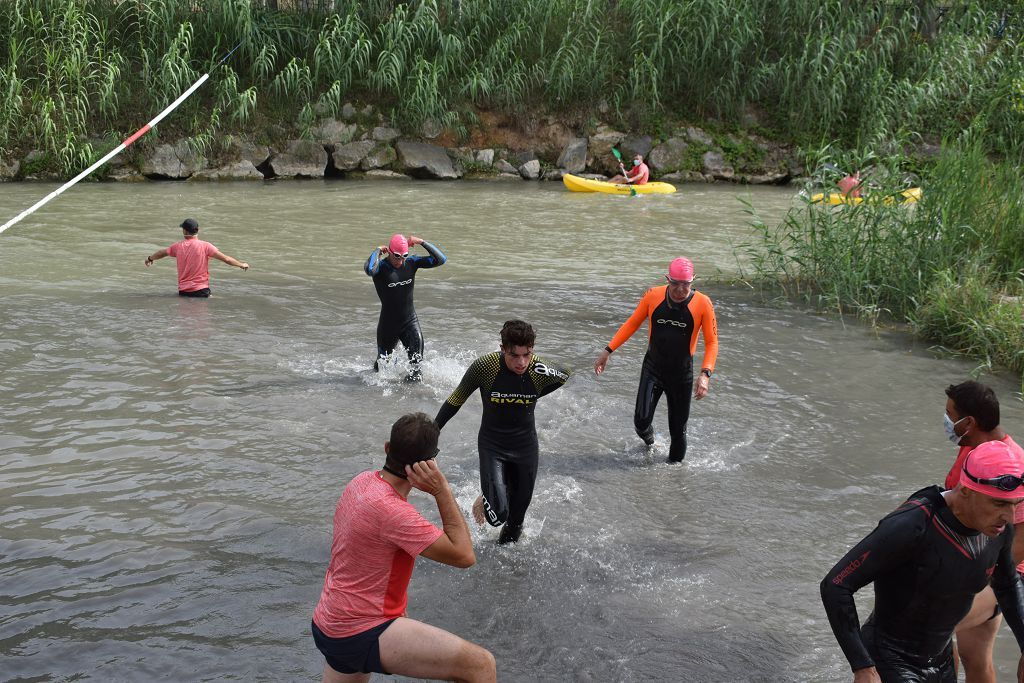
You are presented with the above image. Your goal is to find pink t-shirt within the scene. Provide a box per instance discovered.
[628,162,650,185]
[312,471,443,638]
[166,238,218,292]
[837,175,861,198]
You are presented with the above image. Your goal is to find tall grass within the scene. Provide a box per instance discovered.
[739,139,1024,382]
[0,0,1022,174]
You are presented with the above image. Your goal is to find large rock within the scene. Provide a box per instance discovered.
[331,140,376,171]
[361,145,396,171]
[0,156,20,180]
[686,127,714,147]
[588,129,626,174]
[190,160,264,181]
[311,119,357,144]
[365,169,411,180]
[556,138,587,173]
[701,151,734,180]
[619,135,653,160]
[648,138,690,174]
[395,141,459,179]
[475,149,495,166]
[140,140,205,179]
[493,159,518,175]
[341,103,357,120]
[372,127,401,142]
[268,139,328,178]
[519,159,541,180]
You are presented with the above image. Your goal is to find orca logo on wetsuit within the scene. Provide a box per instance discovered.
[387,278,413,288]
[533,362,569,380]
[656,318,688,328]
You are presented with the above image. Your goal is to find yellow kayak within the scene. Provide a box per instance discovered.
[810,187,922,205]
[562,173,676,195]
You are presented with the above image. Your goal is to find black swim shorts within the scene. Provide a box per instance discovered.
[311,619,395,675]
[178,288,211,297]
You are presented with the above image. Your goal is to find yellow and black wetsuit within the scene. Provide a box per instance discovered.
[364,241,446,377]
[435,351,570,543]
[606,285,718,461]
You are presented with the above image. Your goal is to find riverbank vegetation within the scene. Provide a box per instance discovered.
[1,0,1022,174]
[740,141,1024,386]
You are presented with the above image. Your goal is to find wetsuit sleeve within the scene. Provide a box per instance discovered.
[695,294,719,373]
[992,528,1024,650]
[414,241,446,269]
[607,289,653,351]
[820,504,927,671]
[531,356,571,397]
[434,358,486,429]
[365,249,383,276]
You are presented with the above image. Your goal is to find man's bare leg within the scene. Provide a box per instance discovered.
[378,617,496,683]
[321,664,369,683]
[955,586,999,683]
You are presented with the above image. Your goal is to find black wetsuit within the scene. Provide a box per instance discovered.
[821,486,1024,682]
[435,352,570,543]
[364,242,446,376]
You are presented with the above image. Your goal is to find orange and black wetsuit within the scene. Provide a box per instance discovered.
[821,486,1024,682]
[605,285,718,461]
[435,352,570,544]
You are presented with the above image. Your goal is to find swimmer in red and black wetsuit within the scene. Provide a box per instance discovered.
[434,320,570,545]
[594,257,718,462]
[821,441,1024,683]
[365,233,446,381]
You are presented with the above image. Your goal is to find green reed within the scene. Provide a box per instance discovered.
[0,0,1021,175]
[739,139,1024,380]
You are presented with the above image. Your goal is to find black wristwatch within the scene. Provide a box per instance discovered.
[701,368,712,378]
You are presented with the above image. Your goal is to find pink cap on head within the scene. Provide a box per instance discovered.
[960,440,1024,499]
[389,234,409,255]
[668,257,694,282]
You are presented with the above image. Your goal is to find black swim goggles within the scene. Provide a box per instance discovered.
[962,462,1024,492]
[382,446,440,479]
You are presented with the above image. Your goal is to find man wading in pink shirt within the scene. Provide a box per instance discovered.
[144,218,249,297]
[311,413,496,683]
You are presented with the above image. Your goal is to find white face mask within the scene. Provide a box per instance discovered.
[943,413,968,445]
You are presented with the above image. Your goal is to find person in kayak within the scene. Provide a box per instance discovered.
[821,440,1024,683]
[838,171,863,199]
[594,257,718,462]
[364,233,446,382]
[144,218,249,297]
[434,320,570,545]
[941,380,1024,683]
[608,153,650,185]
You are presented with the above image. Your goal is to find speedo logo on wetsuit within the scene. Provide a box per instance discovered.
[490,391,536,405]
[387,278,413,288]
[656,318,688,328]
[533,362,568,380]
[831,551,870,585]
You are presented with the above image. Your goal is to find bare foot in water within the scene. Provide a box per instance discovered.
[472,495,486,525]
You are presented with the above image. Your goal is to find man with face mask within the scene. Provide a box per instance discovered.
[941,381,1024,683]
[607,153,650,185]
[821,441,1024,683]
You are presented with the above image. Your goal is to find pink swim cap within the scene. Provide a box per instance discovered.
[668,257,694,282]
[960,440,1024,499]
[389,234,409,255]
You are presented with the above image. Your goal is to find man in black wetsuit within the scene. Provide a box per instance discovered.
[434,320,570,545]
[821,440,1024,683]
[364,233,446,381]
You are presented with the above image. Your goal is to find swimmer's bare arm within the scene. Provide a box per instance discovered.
[144,248,169,266]
[407,460,475,569]
[212,251,249,271]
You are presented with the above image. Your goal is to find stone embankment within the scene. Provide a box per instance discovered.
[0,106,804,184]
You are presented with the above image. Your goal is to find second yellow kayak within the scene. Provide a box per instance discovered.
[810,187,922,205]
[563,173,676,195]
